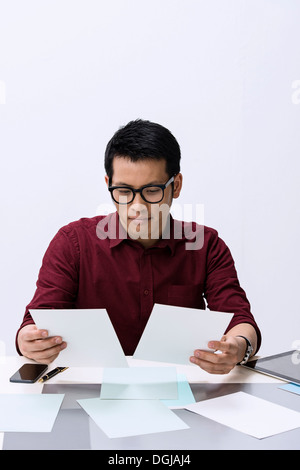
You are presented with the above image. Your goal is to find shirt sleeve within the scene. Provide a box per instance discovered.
[16,226,80,354]
[204,230,261,353]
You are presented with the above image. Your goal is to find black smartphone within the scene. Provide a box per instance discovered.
[9,363,48,383]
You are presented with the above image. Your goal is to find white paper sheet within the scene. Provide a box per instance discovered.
[185,391,300,439]
[133,304,233,365]
[77,398,189,438]
[0,394,64,432]
[30,309,127,367]
[100,367,178,399]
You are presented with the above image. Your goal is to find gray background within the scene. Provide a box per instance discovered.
[1,0,299,357]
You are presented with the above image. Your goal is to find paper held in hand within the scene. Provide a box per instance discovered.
[30,308,128,367]
[133,304,233,365]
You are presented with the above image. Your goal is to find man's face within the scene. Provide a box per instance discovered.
[105,157,182,248]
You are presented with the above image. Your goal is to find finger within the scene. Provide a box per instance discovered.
[189,355,234,374]
[207,339,232,353]
[193,349,230,365]
[27,336,64,352]
[21,327,49,342]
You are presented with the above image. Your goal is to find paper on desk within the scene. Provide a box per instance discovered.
[0,394,64,432]
[100,367,178,399]
[133,304,233,365]
[30,309,127,367]
[279,383,300,396]
[161,373,196,409]
[77,398,189,438]
[185,391,300,439]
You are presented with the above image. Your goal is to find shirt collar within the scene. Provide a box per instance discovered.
[103,212,184,256]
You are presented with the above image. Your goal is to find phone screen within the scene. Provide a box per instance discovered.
[9,363,48,383]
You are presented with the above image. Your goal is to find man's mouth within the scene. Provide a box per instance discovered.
[128,216,151,222]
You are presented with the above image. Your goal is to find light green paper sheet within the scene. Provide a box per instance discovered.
[100,367,178,399]
[161,373,195,408]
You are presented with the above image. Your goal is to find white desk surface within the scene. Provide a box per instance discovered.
[0,355,286,451]
[0,354,284,390]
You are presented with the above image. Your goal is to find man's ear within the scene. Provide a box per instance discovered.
[173,173,183,199]
[105,175,109,187]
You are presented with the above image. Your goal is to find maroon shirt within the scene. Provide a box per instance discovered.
[17,213,261,355]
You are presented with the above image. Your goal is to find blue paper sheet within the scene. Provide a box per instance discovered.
[279,382,300,395]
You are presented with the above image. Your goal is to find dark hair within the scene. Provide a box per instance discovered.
[104,119,181,182]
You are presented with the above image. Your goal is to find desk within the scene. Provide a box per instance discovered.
[1,356,300,450]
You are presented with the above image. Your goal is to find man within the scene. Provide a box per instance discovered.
[17,119,261,373]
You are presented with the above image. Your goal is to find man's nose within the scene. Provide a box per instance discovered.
[134,191,145,205]
[128,197,149,217]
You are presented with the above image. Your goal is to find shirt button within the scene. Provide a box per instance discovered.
[144,289,149,296]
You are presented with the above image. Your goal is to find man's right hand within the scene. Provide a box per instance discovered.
[17,324,67,364]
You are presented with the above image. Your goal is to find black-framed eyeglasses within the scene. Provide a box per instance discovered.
[108,176,175,205]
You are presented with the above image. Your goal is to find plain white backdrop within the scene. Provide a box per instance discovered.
[0,0,299,356]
